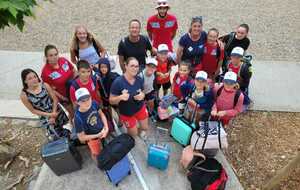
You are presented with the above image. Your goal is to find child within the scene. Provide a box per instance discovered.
[156,44,172,96]
[97,57,120,108]
[69,60,101,107]
[227,47,252,105]
[140,57,157,118]
[201,28,224,81]
[74,88,109,161]
[172,61,193,101]
[211,71,244,127]
[186,71,214,123]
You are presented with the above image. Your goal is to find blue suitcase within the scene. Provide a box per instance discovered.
[105,155,131,186]
[170,100,198,146]
[147,144,170,170]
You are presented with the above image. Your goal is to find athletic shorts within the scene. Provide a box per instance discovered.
[145,90,156,101]
[120,104,148,129]
[156,81,171,91]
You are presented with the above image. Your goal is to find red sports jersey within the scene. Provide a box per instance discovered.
[202,42,224,76]
[147,14,178,51]
[228,62,241,80]
[69,77,101,104]
[172,73,189,99]
[41,57,74,98]
[156,58,171,84]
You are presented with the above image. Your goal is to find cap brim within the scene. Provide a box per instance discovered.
[77,95,90,102]
[223,79,236,85]
[146,63,157,67]
[158,50,168,53]
[230,53,243,57]
[195,77,207,81]
[156,5,170,9]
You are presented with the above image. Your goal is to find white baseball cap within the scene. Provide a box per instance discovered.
[158,44,169,53]
[156,0,170,9]
[146,57,158,66]
[223,71,237,84]
[195,71,208,81]
[75,88,90,102]
[231,47,244,57]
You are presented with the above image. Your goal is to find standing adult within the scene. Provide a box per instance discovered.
[41,44,76,119]
[176,16,207,76]
[219,24,250,72]
[109,57,149,138]
[147,0,178,52]
[70,25,106,66]
[118,19,156,73]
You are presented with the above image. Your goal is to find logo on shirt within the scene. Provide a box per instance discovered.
[165,21,175,28]
[49,71,62,80]
[87,111,98,126]
[62,62,69,72]
[151,22,160,28]
[211,49,217,56]
[188,46,193,52]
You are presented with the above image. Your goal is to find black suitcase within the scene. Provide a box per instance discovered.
[41,138,82,176]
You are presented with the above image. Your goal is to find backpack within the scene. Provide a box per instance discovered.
[97,134,135,170]
[74,38,100,58]
[223,32,235,56]
[187,156,228,190]
[216,85,241,107]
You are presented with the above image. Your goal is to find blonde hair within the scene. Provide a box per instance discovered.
[70,25,95,52]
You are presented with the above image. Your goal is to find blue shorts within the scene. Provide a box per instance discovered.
[145,90,156,101]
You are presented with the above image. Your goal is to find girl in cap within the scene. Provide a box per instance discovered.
[185,71,214,123]
[227,47,252,106]
[70,25,106,67]
[176,16,207,76]
[211,71,244,127]
[20,69,70,137]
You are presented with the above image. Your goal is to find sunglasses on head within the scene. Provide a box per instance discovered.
[158,2,167,5]
[192,16,203,23]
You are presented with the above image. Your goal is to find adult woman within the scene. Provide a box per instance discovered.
[219,24,250,72]
[70,25,106,66]
[109,57,149,138]
[20,69,70,137]
[118,19,156,73]
[176,16,207,76]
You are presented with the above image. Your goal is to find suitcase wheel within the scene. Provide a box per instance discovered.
[128,171,131,175]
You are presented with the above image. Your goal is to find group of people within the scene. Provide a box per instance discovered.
[20,0,252,160]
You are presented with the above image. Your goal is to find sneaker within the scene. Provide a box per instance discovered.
[62,122,73,132]
[139,131,148,144]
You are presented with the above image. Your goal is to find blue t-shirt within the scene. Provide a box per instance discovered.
[179,32,207,65]
[110,75,144,116]
[75,101,104,135]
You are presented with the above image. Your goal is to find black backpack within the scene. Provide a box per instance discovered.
[216,85,241,107]
[97,134,135,170]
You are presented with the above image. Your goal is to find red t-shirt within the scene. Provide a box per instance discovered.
[41,57,74,97]
[228,62,241,80]
[201,42,224,76]
[147,14,178,51]
[69,77,101,104]
[156,58,171,84]
[172,73,189,99]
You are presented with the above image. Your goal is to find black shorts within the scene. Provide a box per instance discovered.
[145,90,156,101]
[156,81,171,91]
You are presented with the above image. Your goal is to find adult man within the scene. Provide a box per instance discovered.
[147,0,178,52]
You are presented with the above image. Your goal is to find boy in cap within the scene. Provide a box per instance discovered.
[74,87,109,161]
[227,47,252,105]
[139,57,158,119]
[147,0,178,52]
[211,71,244,127]
[156,44,173,96]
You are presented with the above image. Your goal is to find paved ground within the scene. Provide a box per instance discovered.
[0,0,299,61]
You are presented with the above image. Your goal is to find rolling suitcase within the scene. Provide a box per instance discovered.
[147,144,170,170]
[41,138,82,176]
[105,155,131,186]
[170,100,198,146]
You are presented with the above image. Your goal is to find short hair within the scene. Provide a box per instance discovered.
[21,68,41,91]
[239,23,249,33]
[208,28,219,36]
[125,57,139,65]
[44,44,58,57]
[179,60,191,70]
[77,60,90,70]
[129,19,141,28]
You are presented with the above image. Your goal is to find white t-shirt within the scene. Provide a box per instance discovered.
[139,69,155,94]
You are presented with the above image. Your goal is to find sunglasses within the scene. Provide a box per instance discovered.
[192,16,203,23]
